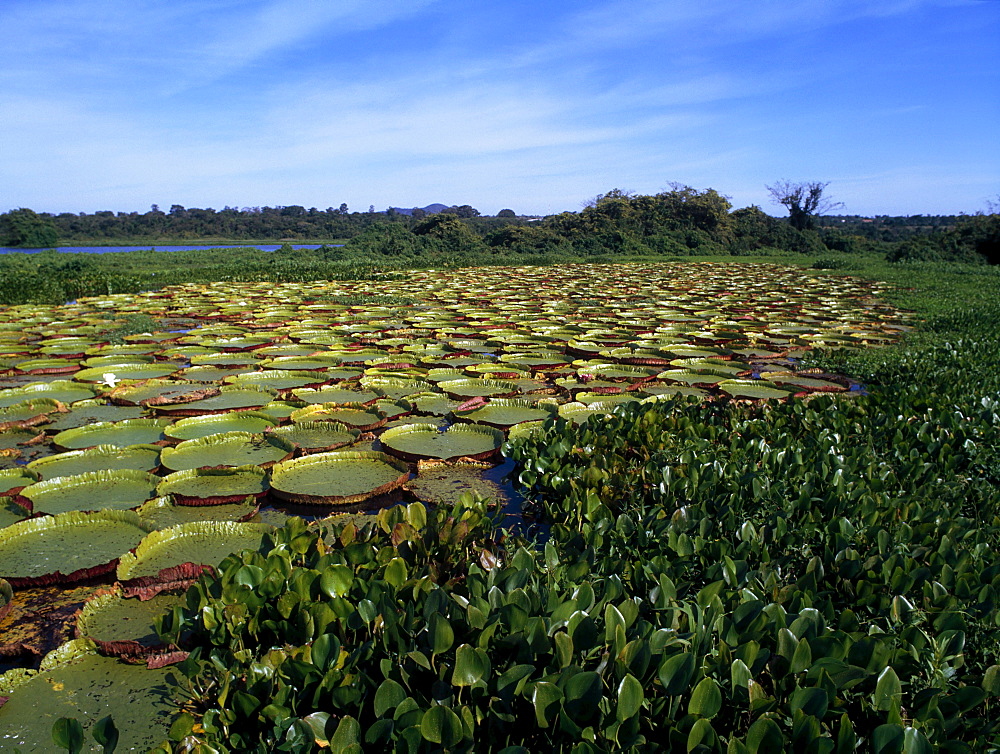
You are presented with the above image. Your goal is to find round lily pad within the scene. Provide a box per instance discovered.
[0,510,155,587]
[156,466,269,505]
[75,586,187,658]
[148,385,275,416]
[12,357,80,375]
[380,423,504,463]
[452,398,558,429]
[28,443,162,479]
[20,469,161,515]
[292,385,381,405]
[290,403,388,432]
[52,418,173,450]
[42,400,146,431]
[438,378,521,400]
[136,495,260,529]
[159,432,295,471]
[0,467,41,496]
[73,362,180,383]
[270,450,410,505]
[657,369,731,387]
[116,520,271,588]
[717,379,794,400]
[224,369,328,393]
[163,410,277,442]
[107,379,203,406]
[0,380,97,409]
[266,421,360,453]
[0,398,65,430]
[0,639,176,750]
[0,498,31,530]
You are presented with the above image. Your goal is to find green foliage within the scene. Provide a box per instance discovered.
[1,208,59,248]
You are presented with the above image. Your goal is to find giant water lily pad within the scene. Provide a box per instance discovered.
[20,470,161,515]
[290,402,387,431]
[0,398,65,430]
[0,381,97,408]
[12,357,80,375]
[0,510,155,587]
[163,410,276,442]
[0,467,41,496]
[75,586,186,658]
[137,495,260,529]
[107,379,202,406]
[717,379,794,400]
[159,432,295,471]
[73,362,180,383]
[116,520,271,590]
[266,421,360,453]
[657,369,731,387]
[270,450,410,505]
[380,423,504,463]
[438,378,521,399]
[52,418,173,450]
[223,369,328,393]
[28,444,162,479]
[0,639,176,750]
[452,398,559,429]
[149,385,275,416]
[0,498,30,530]
[42,400,146,431]
[292,385,381,405]
[156,466,269,505]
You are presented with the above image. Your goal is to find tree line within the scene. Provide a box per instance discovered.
[2,183,997,265]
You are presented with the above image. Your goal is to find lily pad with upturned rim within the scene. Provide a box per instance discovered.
[0,467,41,497]
[291,385,381,405]
[0,380,97,409]
[0,498,31,530]
[717,379,795,400]
[19,469,162,516]
[379,423,504,463]
[437,378,521,400]
[158,432,295,471]
[72,362,180,383]
[0,639,176,750]
[116,520,271,596]
[148,385,276,416]
[52,418,173,450]
[163,410,277,442]
[107,379,203,406]
[42,400,146,432]
[156,466,269,505]
[266,421,360,454]
[27,443,162,480]
[451,398,558,429]
[290,402,388,431]
[0,509,155,587]
[269,450,410,505]
[75,586,186,658]
[136,494,260,529]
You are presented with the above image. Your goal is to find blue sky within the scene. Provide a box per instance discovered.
[2,0,998,217]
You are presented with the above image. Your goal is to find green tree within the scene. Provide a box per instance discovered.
[0,208,59,247]
[497,208,516,218]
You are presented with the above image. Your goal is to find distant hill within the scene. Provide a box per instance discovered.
[390,203,450,216]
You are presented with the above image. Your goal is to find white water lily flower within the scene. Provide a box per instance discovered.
[101,373,119,388]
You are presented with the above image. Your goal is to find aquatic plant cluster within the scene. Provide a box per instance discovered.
[2,261,995,750]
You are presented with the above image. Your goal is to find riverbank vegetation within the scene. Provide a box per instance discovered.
[1,185,997,309]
